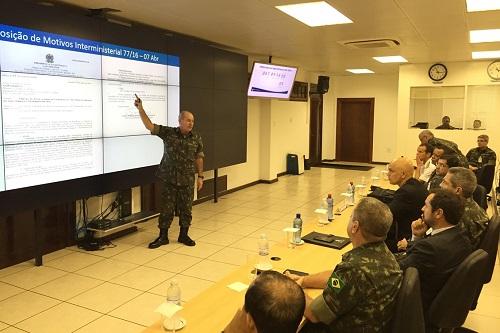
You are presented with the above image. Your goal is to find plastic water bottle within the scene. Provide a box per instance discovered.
[326,194,334,222]
[166,280,181,306]
[293,213,303,244]
[258,234,269,257]
[350,181,356,204]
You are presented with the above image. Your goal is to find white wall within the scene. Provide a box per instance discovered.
[326,74,399,162]
[397,62,500,159]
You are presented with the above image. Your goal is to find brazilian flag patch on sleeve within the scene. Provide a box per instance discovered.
[327,272,345,293]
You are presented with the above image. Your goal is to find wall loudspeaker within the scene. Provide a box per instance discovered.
[317,76,329,94]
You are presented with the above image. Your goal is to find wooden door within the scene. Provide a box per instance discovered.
[336,98,374,163]
[309,92,323,166]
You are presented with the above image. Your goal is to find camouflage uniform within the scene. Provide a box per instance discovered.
[428,137,468,168]
[466,147,497,168]
[152,124,204,229]
[458,197,489,249]
[426,171,443,191]
[310,241,402,332]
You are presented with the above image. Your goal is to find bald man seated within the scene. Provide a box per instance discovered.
[385,157,428,252]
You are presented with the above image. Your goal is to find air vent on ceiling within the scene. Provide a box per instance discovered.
[340,39,400,49]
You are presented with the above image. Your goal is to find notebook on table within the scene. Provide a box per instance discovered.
[302,231,351,250]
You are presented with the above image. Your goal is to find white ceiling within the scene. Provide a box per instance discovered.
[55,0,500,75]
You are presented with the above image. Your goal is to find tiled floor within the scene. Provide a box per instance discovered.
[0,167,498,332]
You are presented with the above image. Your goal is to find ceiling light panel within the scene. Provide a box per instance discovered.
[470,29,500,43]
[472,50,500,59]
[372,56,408,63]
[275,1,352,27]
[346,69,374,74]
[466,0,500,12]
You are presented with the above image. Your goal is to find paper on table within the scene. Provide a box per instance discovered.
[155,301,183,318]
[227,282,249,292]
[314,208,328,214]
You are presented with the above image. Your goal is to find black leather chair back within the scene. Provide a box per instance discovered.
[391,267,425,333]
[428,249,488,330]
[473,184,488,211]
[479,216,500,284]
[476,165,495,194]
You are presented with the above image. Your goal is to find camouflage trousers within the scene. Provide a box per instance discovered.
[158,181,194,229]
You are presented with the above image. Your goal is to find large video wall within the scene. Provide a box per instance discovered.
[0,23,180,191]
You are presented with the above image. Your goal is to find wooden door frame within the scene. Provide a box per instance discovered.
[309,92,323,165]
[335,98,375,162]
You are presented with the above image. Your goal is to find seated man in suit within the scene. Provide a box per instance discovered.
[440,167,489,248]
[419,130,468,167]
[426,154,460,191]
[466,134,496,172]
[286,198,402,333]
[224,270,305,333]
[398,189,472,316]
[386,157,428,252]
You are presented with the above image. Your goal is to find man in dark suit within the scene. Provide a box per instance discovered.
[386,157,428,252]
[398,189,473,315]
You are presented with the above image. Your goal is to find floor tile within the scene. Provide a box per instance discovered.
[183,227,213,240]
[67,282,142,314]
[109,292,165,326]
[0,266,67,290]
[0,321,8,330]
[44,252,104,272]
[182,260,238,282]
[473,294,500,318]
[190,218,231,231]
[74,315,145,333]
[218,223,262,236]
[110,266,174,291]
[83,242,135,258]
[209,213,245,223]
[111,247,165,265]
[148,274,214,302]
[172,241,224,259]
[234,216,273,227]
[223,206,259,216]
[196,231,243,246]
[114,231,158,247]
[0,291,60,325]
[42,249,73,262]
[31,273,103,301]
[0,282,24,302]
[230,237,278,252]
[1,327,28,333]
[464,312,500,332]
[75,258,138,281]
[16,302,101,333]
[144,252,202,274]
[0,262,33,279]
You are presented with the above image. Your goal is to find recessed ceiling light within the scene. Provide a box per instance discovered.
[275,1,352,27]
[372,56,408,63]
[472,50,500,59]
[466,0,500,12]
[346,69,374,74]
[470,29,500,43]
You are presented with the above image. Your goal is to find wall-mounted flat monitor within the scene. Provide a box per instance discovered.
[247,62,297,99]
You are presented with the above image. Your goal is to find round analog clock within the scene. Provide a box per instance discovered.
[487,60,500,80]
[428,63,448,81]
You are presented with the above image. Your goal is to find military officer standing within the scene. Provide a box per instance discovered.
[134,95,204,248]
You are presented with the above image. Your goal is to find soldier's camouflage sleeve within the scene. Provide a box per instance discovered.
[459,198,489,248]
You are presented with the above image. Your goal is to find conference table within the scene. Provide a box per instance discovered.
[142,198,360,333]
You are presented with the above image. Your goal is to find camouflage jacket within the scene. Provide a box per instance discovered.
[426,171,443,191]
[310,241,402,332]
[152,124,204,186]
[459,197,489,249]
[466,147,497,168]
[429,137,469,168]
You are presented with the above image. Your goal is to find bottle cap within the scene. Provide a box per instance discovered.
[296,213,301,218]
[327,193,332,198]
[170,279,178,286]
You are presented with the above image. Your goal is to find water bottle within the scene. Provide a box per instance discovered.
[292,213,303,244]
[326,194,334,222]
[350,181,355,204]
[258,234,269,256]
[346,183,353,205]
[166,279,181,306]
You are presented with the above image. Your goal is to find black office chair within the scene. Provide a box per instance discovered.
[476,165,495,194]
[427,249,489,333]
[471,215,500,310]
[391,267,425,333]
[472,184,488,211]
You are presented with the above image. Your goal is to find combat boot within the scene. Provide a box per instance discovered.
[178,227,196,246]
[148,228,169,249]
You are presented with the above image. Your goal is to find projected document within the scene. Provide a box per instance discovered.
[1,72,102,144]
[0,40,101,79]
[0,148,4,191]
[167,86,180,127]
[167,55,180,86]
[4,139,103,190]
[103,135,163,173]
[102,81,167,137]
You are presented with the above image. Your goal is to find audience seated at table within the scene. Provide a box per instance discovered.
[415,142,436,182]
[286,198,402,333]
[224,270,305,333]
